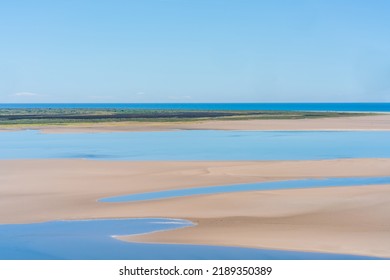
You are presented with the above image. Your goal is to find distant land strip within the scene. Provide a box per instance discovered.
[0,109,372,125]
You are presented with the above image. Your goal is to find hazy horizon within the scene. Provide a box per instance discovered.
[1,101,390,104]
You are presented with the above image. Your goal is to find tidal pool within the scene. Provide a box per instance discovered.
[100,176,390,203]
[1,130,390,160]
[0,218,383,260]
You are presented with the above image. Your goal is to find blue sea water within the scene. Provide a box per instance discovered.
[0,102,390,112]
[1,130,390,160]
[0,218,382,260]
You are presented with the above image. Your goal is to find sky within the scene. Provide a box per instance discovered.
[1,0,390,103]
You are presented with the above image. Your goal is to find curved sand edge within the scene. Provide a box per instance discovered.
[120,184,390,258]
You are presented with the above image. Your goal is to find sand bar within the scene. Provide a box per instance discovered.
[124,184,390,258]
[1,114,390,133]
[1,158,390,257]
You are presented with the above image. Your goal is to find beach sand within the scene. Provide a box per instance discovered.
[1,158,390,257]
[1,114,390,133]
[123,185,390,258]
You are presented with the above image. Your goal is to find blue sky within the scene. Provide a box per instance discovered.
[1,0,390,103]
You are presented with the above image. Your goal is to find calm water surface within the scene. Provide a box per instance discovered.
[1,130,390,160]
[0,218,382,260]
[101,177,390,203]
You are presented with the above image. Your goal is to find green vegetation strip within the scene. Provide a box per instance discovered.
[0,108,372,125]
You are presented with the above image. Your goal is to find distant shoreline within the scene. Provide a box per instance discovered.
[0,108,374,125]
[1,113,390,133]
[1,102,390,112]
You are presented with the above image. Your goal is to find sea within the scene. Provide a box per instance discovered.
[0,103,390,112]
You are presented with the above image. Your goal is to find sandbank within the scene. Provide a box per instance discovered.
[124,184,390,258]
[0,114,390,133]
[1,158,390,257]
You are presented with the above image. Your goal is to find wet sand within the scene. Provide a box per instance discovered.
[123,185,390,258]
[1,158,390,257]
